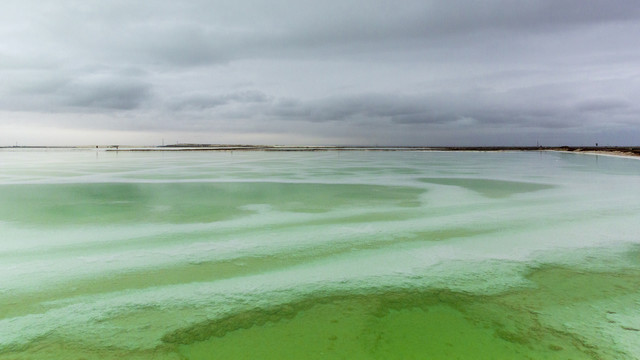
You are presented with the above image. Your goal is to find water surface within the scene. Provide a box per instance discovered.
[1,150,639,359]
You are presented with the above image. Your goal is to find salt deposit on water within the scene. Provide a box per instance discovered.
[0,150,639,359]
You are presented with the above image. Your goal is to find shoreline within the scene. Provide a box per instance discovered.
[2,145,639,158]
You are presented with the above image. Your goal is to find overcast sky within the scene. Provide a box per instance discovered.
[1,0,639,146]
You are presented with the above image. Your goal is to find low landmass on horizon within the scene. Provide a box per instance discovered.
[2,144,640,158]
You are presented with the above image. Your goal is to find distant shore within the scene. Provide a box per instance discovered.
[2,145,639,158]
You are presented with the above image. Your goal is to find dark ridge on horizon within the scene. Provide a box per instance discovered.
[116,145,640,157]
[2,145,639,157]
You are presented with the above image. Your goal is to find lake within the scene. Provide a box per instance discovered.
[1,149,639,359]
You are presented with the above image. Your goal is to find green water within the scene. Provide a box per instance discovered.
[0,182,421,225]
[1,150,639,359]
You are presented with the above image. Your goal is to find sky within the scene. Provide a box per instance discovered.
[1,0,639,146]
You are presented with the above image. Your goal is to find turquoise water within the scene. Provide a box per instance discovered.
[1,150,639,359]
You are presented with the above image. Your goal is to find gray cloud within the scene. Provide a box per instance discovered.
[0,70,151,112]
[6,0,640,68]
[63,78,151,110]
[169,90,270,111]
[266,94,444,124]
[1,0,640,145]
[575,98,631,113]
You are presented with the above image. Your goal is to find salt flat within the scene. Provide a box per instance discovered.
[1,150,639,359]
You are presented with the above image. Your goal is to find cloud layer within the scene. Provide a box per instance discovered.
[1,0,640,145]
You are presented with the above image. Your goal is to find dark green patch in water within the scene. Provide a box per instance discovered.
[167,288,595,359]
[3,265,640,359]
[420,178,554,198]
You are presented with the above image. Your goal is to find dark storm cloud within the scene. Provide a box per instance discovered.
[63,78,151,110]
[575,98,631,113]
[264,89,576,128]
[0,70,151,112]
[210,90,569,131]
[259,80,640,133]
